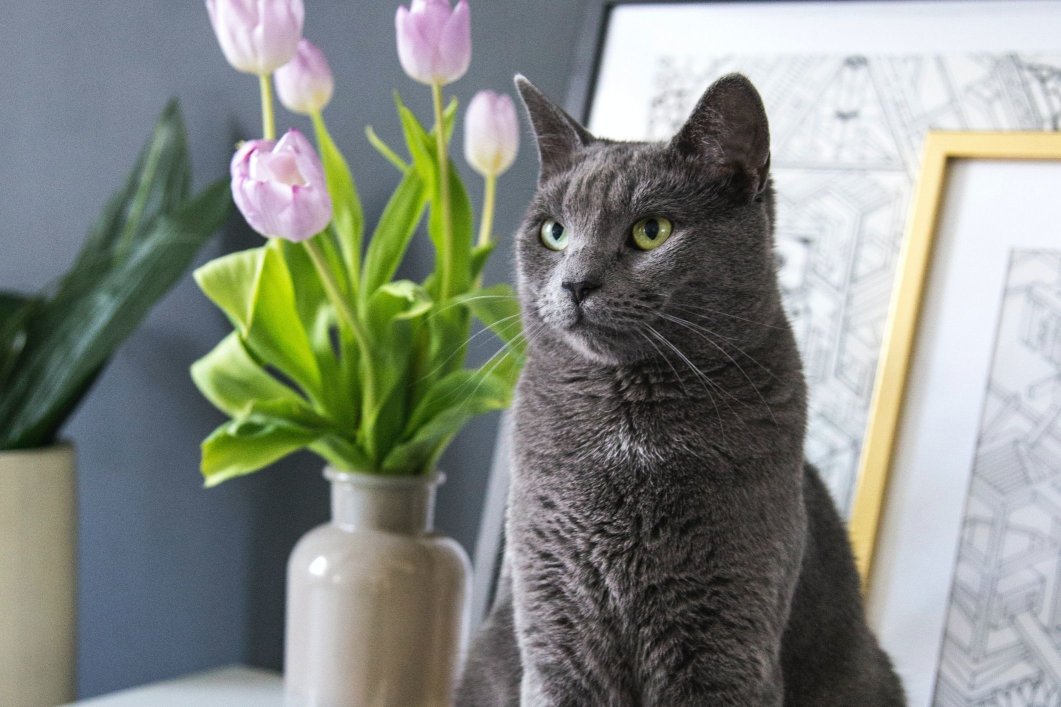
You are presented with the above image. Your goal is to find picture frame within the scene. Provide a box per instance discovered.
[863,131,1061,706]
[474,0,1061,627]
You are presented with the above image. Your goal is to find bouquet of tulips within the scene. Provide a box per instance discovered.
[193,0,523,485]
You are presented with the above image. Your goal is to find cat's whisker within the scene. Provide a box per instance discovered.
[657,312,779,428]
[426,294,520,321]
[645,324,747,412]
[644,324,731,445]
[669,302,785,331]
[659,311,780,383]
[416,314,524,384]
[450,322,540,408]
[635,328,692,398]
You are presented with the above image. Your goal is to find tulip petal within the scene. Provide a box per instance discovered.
[395,0,470,85]
[436,0,471,84]
[206,0,304,75]
[229,130,331,242]
[275,39,334,115]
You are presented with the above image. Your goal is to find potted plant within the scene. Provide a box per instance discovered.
[197,0,522,704]
[0,104,229,706]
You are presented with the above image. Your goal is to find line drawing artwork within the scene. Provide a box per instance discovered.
[644,54,1061,514]
[932,251,1061,707]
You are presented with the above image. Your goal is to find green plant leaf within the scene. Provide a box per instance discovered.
[470,242,495,281]
[273,239,358,424]
[359,281,434,462]
[358,170,427,301]
[382,367,511,473]
[190,332,304,418]
[194,242,322,402]
[396,101,439,186]
[393,93,457,183]
[312,114,363,288]
[201,421,320,487]
[366,280,433,330]
[365,126,409,172]
[0,292,38,392]
[194,247,264,330]
[311,434,372,473]
[0,178,230,450]
[61,101,191,300]
[428,162,474,298]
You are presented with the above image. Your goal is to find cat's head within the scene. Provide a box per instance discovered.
[513,74,781,367]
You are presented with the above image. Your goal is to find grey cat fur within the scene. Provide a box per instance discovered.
[458,74,904,706]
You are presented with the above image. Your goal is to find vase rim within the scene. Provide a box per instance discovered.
[323,467,445,489]
[0,440,75,459]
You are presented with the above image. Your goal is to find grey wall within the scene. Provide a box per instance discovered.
[0,1,588,697]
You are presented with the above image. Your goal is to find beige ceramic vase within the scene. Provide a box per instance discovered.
[284,469,470,707]
[0,443,77,706]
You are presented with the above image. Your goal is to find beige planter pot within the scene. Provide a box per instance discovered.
[285,469,470,707]
[0,443,77,706]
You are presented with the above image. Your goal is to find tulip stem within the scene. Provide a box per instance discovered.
[431,82,454,302]
[478,174,496,249]
[303,237,375,412]
[259,74,276,140]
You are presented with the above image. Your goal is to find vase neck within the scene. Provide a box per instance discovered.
[326,469,440,535]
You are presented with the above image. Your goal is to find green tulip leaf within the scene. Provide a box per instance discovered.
[311,434,373,473]
[470,242,495,281]
[194,243,322,402]
[201,421,321,487]
[383,367,511,474]
[190,332,303,418]
[365,126,409,172]
[359,169,427,300]
[312,114,363,289]
[428,163,474,298]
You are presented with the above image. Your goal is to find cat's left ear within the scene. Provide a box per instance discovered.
[670,74,770,199]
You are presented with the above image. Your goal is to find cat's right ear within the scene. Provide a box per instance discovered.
[514,74,594,182]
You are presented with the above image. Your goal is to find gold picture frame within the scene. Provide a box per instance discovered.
[848,131,1061,588]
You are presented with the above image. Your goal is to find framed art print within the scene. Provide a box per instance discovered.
[573,0,1061,518]
[864,131,1061,707]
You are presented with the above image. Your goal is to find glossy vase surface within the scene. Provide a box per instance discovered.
[285,469,470,707]
[0,443,76,707]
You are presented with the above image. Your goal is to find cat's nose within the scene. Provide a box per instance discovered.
[562,280,600,305]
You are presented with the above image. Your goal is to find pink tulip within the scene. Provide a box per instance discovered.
[275,39,334,115]
[395,0,471,86]
[206,0,305,75]
[230,130,332,242]
[464,91,519,177]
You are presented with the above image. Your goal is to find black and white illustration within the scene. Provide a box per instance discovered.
[638,54,1061,514]
[931,250,1061,707]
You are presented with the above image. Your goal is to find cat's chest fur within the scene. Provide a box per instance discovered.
[509,357,763,584]
[515,360,728,470]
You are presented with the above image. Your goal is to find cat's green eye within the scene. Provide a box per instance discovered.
[540,219,569,251]
[632,216,673,250]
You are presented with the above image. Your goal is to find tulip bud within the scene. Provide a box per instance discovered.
[275,39,334,116]
[230,130,332,242]
[464,91,519,178]
[206,0,305,76]
[395,0,471,86]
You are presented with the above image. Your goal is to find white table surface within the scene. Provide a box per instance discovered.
[65,665,283,706]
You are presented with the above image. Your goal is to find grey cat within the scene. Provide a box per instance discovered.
[458,74,904,706]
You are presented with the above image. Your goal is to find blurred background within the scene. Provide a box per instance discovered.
[0,1,589,697]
